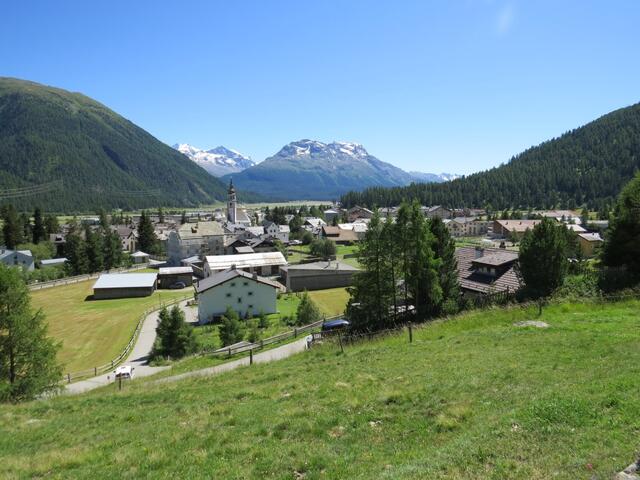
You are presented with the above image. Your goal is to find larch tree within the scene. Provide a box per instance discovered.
[0,264,62,402]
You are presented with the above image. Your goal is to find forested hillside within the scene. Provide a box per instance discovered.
[341,103,640,210]
[0,78,238,212]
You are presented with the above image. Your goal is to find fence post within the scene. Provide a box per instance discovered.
[338,333,344,353]
[408,322,413,343]
[67,373,71,384]
[94,367,97,376]
[250,349,253,365]
[260,339,264,349]
[228,347,231,358]
[294,328,297,338]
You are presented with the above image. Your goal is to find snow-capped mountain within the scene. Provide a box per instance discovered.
[409,171,462,183]
[173,143,255,177]
[220,139,416,200]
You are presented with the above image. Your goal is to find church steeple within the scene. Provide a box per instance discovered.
[227,178,237,223]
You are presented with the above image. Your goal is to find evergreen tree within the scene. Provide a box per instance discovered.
[429,216,460,314]
[180,211,187,225]
[517,218,569,303]
[0,264,62,402]
[309,238,336,259]
[296,291,323,326]
[98,209,110,229]
[2,205,24,249]
[151,306,196,359]
[395,202,412,313]
[137,210,157,253]
[158,207,165,224]
[85,226,104,273]
[347,211,395,331]
[64,222,89,275]
[219,307,245,347]
[32,208,46,244]
[407,202,442,319]
[602,173,640,276]
[103,228,123,270]
[258,310,269,329]
[19,213,32,246]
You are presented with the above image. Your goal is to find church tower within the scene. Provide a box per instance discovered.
[227,178,237,224]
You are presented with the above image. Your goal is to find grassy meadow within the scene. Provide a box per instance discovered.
[31,280,192,373]
[2,299,640,478]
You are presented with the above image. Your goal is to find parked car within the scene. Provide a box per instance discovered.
[168,281,186,289]
[321,318,350,332]
[114,365,135,380]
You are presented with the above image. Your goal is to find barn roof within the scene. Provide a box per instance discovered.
[93,273,157,289]
[204,252,287,271]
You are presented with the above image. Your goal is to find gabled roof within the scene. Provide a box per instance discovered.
[93,273,157,289]
[495,219,541,233]
[578,232,604,242]
[158,266,193,275]
[177,221,224,239]
[204,252,287,271]
[195,269,283,293]
[455,247,521,294]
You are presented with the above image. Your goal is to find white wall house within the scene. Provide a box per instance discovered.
[195,269,280,323]
[0,249,35,271]
[167,221,226,266]
[263,222,290,243]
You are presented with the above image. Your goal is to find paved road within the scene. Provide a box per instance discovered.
[63,301,192,395]
[152,337,309,386]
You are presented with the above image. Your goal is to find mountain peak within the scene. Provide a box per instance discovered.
[174,143,255,177]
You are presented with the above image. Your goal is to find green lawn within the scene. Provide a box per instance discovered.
[308,288,350,316]
[2,299,640,478]
[31,281,192,373]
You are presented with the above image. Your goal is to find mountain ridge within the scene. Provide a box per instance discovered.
[173,143,255,177]
[219,139,456,200]
[340,102,640,210]
[0,77,233,211]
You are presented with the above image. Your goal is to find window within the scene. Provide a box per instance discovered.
[237,297,242,303]
[226,293,231,298]
[248,291,253,296]
[243,281,249,286]
[230,282,236,287]
[248,305,253,309]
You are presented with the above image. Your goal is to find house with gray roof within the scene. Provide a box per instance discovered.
[0,248,35,271]
[167,221,226,266]
[195,269,283,323]
[92,273,158,299]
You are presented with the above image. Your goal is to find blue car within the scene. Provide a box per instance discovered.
[321,318,350,332]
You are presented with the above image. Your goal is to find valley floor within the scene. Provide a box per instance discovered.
[2,299,639,479]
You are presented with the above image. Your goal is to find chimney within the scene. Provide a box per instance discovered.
[474,246,484,259]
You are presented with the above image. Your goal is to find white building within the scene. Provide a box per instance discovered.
[195,269,281,323]
[226,179,251,227]
[0,248,35,271]
[263,221,290,243]
[167,221,226,266]
[203,252,287,277]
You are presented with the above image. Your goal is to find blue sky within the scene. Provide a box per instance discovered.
[2,1,639,174]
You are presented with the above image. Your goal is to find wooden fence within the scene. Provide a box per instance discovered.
[63,294,193,383]
[28,264,150,291]
[197,316,341,359]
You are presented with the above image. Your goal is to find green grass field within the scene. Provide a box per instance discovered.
[31,281,192,373]
[3,298,639,478]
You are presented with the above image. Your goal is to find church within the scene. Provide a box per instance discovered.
[226,179,252,227]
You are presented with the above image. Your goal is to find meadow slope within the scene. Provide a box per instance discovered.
[2,299,640,479]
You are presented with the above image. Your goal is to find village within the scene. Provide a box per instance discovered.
[2,180,607,313]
